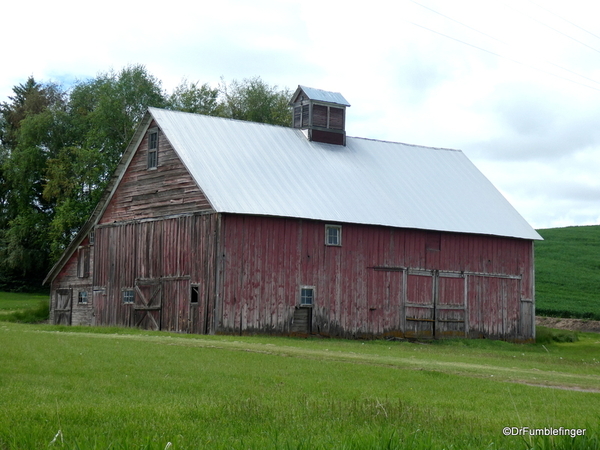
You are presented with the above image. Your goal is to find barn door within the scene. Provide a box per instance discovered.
[54,288,73,325]
[405,271,466,339]
[368,268,404,336]
[134,279,162,331]
[519,299,534,340]
[405,270,435,338]
[436,273,466,338]
[190,284,210,335]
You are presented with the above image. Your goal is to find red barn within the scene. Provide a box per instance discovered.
[45,86,542,341]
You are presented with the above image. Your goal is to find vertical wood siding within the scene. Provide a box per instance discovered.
[53,213,534,340]
[92,213,218,333]
[218,215,535,341]
[50,236,94,326]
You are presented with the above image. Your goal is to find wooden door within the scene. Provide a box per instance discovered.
[436,273,466,338]
[405,271,466,339]
[405,270,435,338]
[189,284,210,335]
[368,268,404,336]
[54,288,72,325]
[134,279,162,331]
[520,299,534,340]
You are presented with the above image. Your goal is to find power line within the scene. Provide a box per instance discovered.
[404,19,600,93]
[407,0,506,46]
[405,0,600,92]
[500,1,600,55]
[526,0,600,43]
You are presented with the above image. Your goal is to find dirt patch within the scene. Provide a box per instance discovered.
[509,381,600,393]
[536,316,600,333]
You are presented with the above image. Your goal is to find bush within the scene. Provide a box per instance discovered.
[535,326,578,344]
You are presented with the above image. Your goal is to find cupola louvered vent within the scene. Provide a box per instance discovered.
[289,86,350,146]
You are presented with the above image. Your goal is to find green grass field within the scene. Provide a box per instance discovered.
[0,322,598,450]
[535,225,600,319]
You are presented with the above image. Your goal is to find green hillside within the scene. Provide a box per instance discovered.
[535,225,600,320]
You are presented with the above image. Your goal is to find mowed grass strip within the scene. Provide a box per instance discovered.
[0,323,598,449]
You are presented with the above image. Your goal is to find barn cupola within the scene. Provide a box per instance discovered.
[290,85,351,146]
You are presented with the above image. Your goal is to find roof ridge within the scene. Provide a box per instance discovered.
[149,106,291,129]
[347,134,461,152]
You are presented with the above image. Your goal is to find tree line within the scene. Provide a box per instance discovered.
[0,65,292,290]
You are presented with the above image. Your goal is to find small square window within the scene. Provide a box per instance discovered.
[78,291,88,304]
[300,287,314,307]
[325,225,342,246]
[123,290,134,304]
[147,130,158,169]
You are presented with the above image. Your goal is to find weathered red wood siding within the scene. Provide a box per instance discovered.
[100,122,212,224]
[218,215,535,340]
[92,213,219,333]
[50,236,94,326]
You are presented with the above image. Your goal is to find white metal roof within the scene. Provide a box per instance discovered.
[149,108,542,240]
[293,85,351,106]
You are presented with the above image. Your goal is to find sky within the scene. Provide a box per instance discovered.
[2,0,600,230]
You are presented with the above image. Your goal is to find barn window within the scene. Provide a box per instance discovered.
[300,286,315,307]
[122,290,134,304]
[77,246,90,278]
[147,128,158,169]
[325,225,342,246]
[78,291,88,304]
[191,285,199,304]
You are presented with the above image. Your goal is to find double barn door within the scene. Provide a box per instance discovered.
[404,270,467,338]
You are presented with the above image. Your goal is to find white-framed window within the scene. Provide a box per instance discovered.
[122,290,134,304]
[325,225,342,246]
[78,291,88,304]
[300,286,315,307]
[147,128,158,169]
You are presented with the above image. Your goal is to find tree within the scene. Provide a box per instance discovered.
[167,79,220,115]
[44,65,167,260]
[219,77,291,126]
[0,78,66,286]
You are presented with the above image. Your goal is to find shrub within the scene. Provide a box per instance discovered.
[535,326,578,344]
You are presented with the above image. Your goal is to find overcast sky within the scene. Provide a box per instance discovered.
[2,0,600,230]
